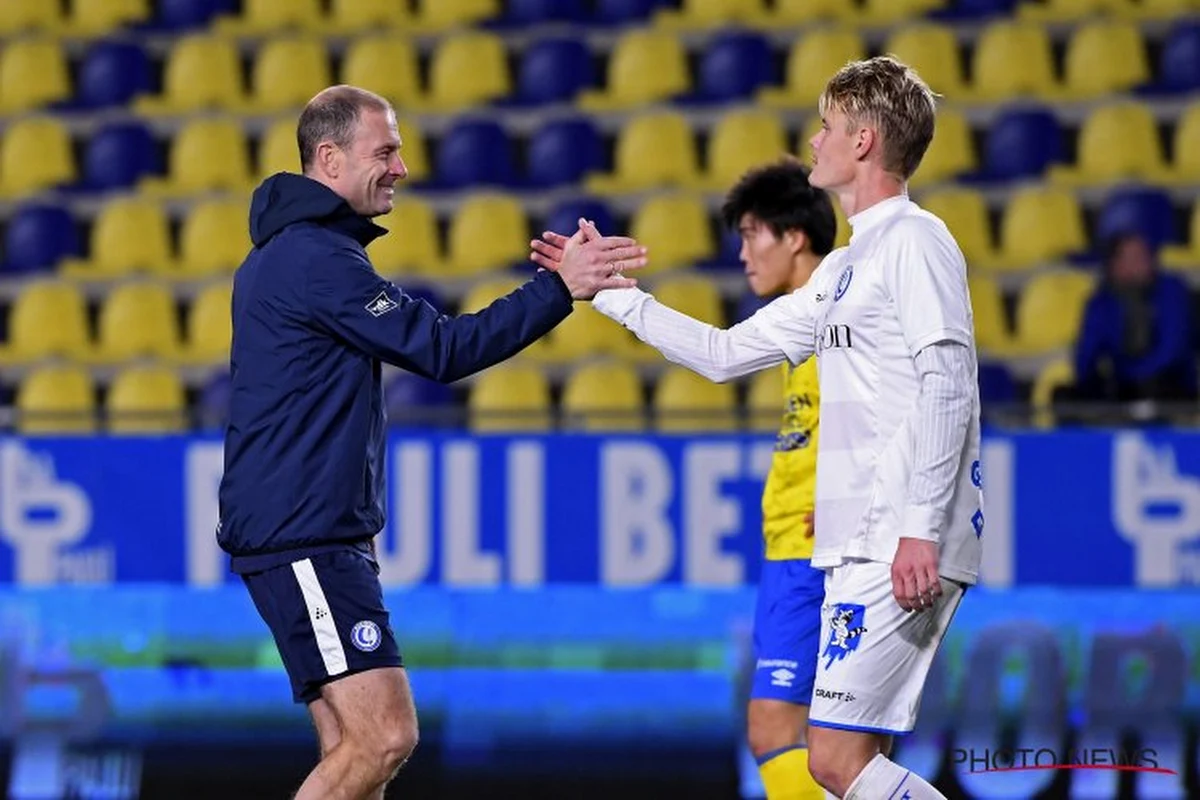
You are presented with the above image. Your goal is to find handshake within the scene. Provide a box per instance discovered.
[528,218,649,301]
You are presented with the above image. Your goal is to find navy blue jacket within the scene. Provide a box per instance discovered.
[218,174,573,573]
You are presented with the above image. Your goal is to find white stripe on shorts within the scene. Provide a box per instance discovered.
[291,558,348,677]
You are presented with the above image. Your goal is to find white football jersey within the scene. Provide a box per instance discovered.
[748,196,984,585]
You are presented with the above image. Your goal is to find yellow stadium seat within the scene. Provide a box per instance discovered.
[759,27,865,109]
[0,38,71,114]
[1019,0,1128,20]
[469,365,552,432]
[1010,270,1095,356]
[423,31,510,112]
[859,0,946,23]
[133,34,245,114]
[216,0,323,33]
[561,362,646,432]
[414,0,500,31]
[1061,20,1149,100]
[544,305,643,363]
[1049,102,1167,186]
[329,0,412,30]
[340,36,421,108]
[256,119,300,181]
[909,109,975,188]
[178,200,252,278]
[397,120,430,184]
[1166,102,1200,185]
[970,21,1059,102]
[655,0,767,29]
[746,367,785,432]
[107,366,188,434]
[0,117,75,198]
[65,0,149,35]
[447,194,528,276]
[631,194,715,273]
[993,187,1087,270]
[1119,0,1195,18]
[585,112,700,195]
[182,283,233,365]
[141,118,252,197]
[702,109,789,191]
[0,282,91,365]
[61,198,173,279]
[966,275,1011,354]
[883,23,967,101]
[917,188,996,269]
[651,275,726,326]
[654,367,737,432]
[17,366,97,435]
[1030,357,1075,429]
[93,283,182,364]
[579,30,690,111]
[763,0,858,24]
[369,196,441,276]
[0,0,63,33]
[250,37,331,112]
[457,278,554,361]
[1161,203,1200,271]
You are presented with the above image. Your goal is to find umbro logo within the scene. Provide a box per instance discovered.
[365,291,399,317]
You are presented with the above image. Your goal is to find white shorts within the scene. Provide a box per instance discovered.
[809,559,965,735]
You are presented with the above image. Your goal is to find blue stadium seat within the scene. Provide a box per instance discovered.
[3,204,81,273]
[516,38,594,105]
[434,118,516,189]
[527,118,605,188]
[83,122,161,191]
[158,0,237,29]
[386,371,456,423]
[544,198,619,240]
[696,31,773,103]
[978,361,1017,405]
[594,0,666,24]
[934,0,1017,18]
[1159,23,1200,94]
[500,0,587,24]
[980,106,1064,181]
[78,41,152,108]
[1095,187,1178,252]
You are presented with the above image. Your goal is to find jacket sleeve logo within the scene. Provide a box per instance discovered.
[365,291,399,317]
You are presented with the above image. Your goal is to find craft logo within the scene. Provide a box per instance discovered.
[952,747,1175,776]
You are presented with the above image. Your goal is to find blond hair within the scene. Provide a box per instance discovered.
[818,56,937,180]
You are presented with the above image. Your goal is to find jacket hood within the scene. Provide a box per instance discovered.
[249,172,387,248]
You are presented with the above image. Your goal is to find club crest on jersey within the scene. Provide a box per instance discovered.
[823,603,868,669]
[834,264,854,302]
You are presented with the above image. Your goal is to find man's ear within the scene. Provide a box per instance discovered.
[315,141,340,179]
[854,126,875,162]
[784,228,809,256]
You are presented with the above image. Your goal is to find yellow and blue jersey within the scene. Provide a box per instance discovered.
[761,358,819,561]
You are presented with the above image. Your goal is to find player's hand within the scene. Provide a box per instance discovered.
[529,219,648,300]
[892,537,942,612]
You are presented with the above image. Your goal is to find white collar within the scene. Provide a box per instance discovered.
[848,194,912,244]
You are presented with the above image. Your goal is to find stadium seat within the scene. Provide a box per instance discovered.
[527,118,605,188]
[1159,23,1200,93]
[1010,270,1095,356]
[594,0,665,24]
[516,38,595,105]
[384,370,455,426]
[654,367,737,432]
[159,0,237,29]
[329,0,412,30]
[368,197,441,276]
[0,0,64,34]
[761,0,858,24]
[16,366,97,435]
[0,118,75,198]
[141,118,252,197]
[1161,202,1200,271]
[544,304,643,362]
[970,21,1058,102]
[397,120,431,185]
[950,0,1018,15]
[701,109,788,191]
[543,198,620,242]
[966,275,1011,353]
[250,37,331,112]
[215,0,323,33]
[1125,0,1197,18]
[1095,187,1178,252]
[586,112,699,194]
[1030,357,1073,429]
[859,0,946,24]
[654,0,766,28]
[1049,102,1168,186]
[256,119,301,180]
[0,38,70,114]
[435,119,517,189]
[917,188,996,269]
[1061,19,1149,100]
[93,283,182,364]
[696,31,774,103]
[882,23,967,101]
[413,0,500,31]
[65,0,149,35]
[3,204,82,274]
[446,195,529,276]
[759,27,864,109]
[78,41,152,109]
[82,122,160,191]
[182,283,233,365]
[469,365,552,432]
[340,35,421,108]
[746,367,785,432]
[178,200,253,278]
[578,29,690,110]
[0,281,91,365]
[1019,0,1128,21]
[651,275,726,326]
[424,31,511,112]
[909,108,975,187]
[134,34,245,114]
[979,106,1064,181]
[561,362,646,431]
[630,194,715,272]
[502,0,588,24]
[1165,102,1200,185]
[992,187,1087,270]
[107,366,189,434]
[62,197,174,278]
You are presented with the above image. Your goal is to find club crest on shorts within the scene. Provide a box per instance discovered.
[351,620,382,652]
[823,603,868,669]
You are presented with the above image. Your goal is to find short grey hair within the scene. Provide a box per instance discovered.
[297,85,392,173]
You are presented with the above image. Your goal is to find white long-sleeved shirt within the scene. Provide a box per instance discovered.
[593,195,984,584]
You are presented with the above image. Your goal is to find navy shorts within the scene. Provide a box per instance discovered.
[243,548,403,704]
[750,558,825,705]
